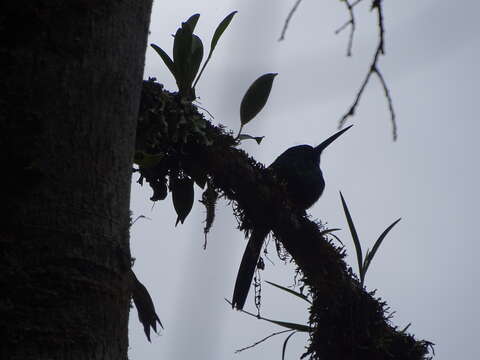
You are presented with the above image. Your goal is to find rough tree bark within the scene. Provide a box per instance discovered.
[0,2,152,359]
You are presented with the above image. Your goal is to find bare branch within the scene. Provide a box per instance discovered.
[334,0,357,57]
[280,0,397,139]
[352,0,365,6]
[374,66,397,140]
[338,62,375,126]
[338,0,398,141]
[278,0,303,41]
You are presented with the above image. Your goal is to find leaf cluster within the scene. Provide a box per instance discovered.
[151,13,277,146]
[151,12,236,100]
[137,23,278,227]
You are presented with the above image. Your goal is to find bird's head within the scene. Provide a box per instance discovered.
[313,125,353,161]
[270,125,352,171]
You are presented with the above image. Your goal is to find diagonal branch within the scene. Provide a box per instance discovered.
[136,80,434,359]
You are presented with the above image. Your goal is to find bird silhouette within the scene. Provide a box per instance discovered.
[232,125,353,310]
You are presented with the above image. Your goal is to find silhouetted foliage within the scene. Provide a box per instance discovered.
[135,79,434,359]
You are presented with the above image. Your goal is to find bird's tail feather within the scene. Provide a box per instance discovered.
[232,228,269,310]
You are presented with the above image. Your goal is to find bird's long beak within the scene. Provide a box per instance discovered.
[314,125,353,155]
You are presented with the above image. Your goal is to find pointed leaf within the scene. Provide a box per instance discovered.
[364,248,371,267]
[189,35,204,86]
[263,318,310,332]
[173,26,193,94]
[266,280,311,304]
[184,13,200,32]
[194,11,237,88]
[363,218,401,275]
[237,134,265,144]
[240,73,278,125]
[210,11,237,56]
[151,43,176,78]
[282,331,297,360]
[225,298,310,332]
[340,191,364,283]
[171,176,194,226]
[131,271,163,342]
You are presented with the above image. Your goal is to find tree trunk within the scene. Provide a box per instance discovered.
[0,2,152,359]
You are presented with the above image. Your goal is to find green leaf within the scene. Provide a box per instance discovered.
[262,318,310,332]
[194,11,237,88]
[171,176,195,226]
[173,25,194,94]
[265,281,311,304]
[224,298,310,332]
[237,134,265,144]
[240,73,278,126]
[189,35,204,87]
[363,218,401,276]
[364,248,371,267]
[150,44,176,78]
[210,11,237,58]
[282,331,297,360]
[171,16,205,98]
[133,151,164,169]
[340,191,364,284]
[184,13,200,32]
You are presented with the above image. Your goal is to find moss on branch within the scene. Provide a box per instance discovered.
[136,79,433,360]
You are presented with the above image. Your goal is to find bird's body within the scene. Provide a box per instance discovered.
[269,145,325,210]
[232,126,352,310]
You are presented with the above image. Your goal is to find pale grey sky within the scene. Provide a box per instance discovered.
[129,1,479,359]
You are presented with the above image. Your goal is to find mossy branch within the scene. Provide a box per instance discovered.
[136,79,433,359]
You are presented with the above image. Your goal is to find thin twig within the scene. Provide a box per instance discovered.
[373,0,385,54]
[335,0,365,35]
[338,0,397,141]
[339,62,375,127]
[374,67,397,140]
[195,104,215,120]
[130,215,152,226]
[280,0,397,139]
[278,0,303,41]
[334,0,356,56]
[236,329,294,353]
[351,0,365,7]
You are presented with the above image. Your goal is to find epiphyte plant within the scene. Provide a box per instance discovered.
[340,191,401,287]
[151,12,237,100]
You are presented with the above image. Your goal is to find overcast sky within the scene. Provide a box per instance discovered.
[128,1,479,359]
